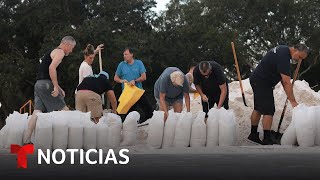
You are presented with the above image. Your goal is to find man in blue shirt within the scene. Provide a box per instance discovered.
[114,47,153,123]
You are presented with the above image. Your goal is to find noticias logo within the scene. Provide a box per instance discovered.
[10,144,130,168]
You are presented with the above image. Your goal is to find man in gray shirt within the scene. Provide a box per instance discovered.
[154,67,190,120]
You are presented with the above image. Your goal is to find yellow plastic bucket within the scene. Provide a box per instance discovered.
[117,83,145,114]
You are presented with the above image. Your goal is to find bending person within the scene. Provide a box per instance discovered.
[154,67,190,120]
[76,71,117,123]
[193,61,229,116]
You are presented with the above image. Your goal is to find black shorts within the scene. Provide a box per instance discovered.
[250,79,275,115]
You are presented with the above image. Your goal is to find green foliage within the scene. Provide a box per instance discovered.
[0,0,319,122]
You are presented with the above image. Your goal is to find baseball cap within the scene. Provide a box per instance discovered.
[99,71,109,79]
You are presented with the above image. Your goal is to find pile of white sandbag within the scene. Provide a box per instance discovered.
[281,104,320,147]
[0,111,29,148]
[147,108,237,149]
[0,111,141,150]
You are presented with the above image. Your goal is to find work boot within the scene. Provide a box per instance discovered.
[270,130,282,145]
[247,132,262,145]
[261,138,274,145]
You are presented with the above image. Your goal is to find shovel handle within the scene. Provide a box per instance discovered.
[231,42,247,106]
[277,59,302,132]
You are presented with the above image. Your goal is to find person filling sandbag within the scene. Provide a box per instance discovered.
[248,44,309,145]
[193,61,229,117]
[154,67,190,121]
[76,71,117,123]
[114,47,154,124]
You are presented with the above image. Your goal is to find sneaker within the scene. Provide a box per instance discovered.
[247,132,262,145]
[261,138,274,145]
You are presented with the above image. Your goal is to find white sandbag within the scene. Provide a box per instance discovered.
[218,109,236,146]
[281,107,298,145]
[206,108,220,147]
[35,113,53,150]
[106,113,122,148]
[51,111,69,150]
[190,111,206,147]
[162,111,178,148]
[121,111,139,146]
[174,112,192,147]
[68,112,87,149]
[6,112,28,148]
[0,115,12,148]
[314,106,320,146]
[83,119,97,150]
[147,111,165,149]
[0,125,8,148]
[97,116,109,149]
[295,104,316,147]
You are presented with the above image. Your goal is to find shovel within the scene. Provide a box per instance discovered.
[231,42,248,107]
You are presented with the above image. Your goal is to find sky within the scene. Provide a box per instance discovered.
[153,0,170,13]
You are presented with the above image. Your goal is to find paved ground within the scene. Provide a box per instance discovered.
[1,149,320,180]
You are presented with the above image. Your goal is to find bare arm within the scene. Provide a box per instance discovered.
[159,92,168,120]
[184,92,190,112]
[281,73,298,107]
[114,74,127,84]
[49,49,65,97]
[134,72,146,82]
[195,84,208,102]
[128,72,146,86]
[217,83,227,109]
[94,44,104,55]
[106,90,118,114]
[186,74,197,92]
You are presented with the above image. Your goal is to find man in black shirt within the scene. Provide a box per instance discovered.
[193,61,229,116]
[248,44,309,145]
[76,71,117,123]
[24,36,76,145]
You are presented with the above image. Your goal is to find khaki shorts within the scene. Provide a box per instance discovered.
[76,91,103,118]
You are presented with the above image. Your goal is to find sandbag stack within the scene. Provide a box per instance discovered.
[281,104,320,147]
[147,108,237,149]
[0,111,132,151]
